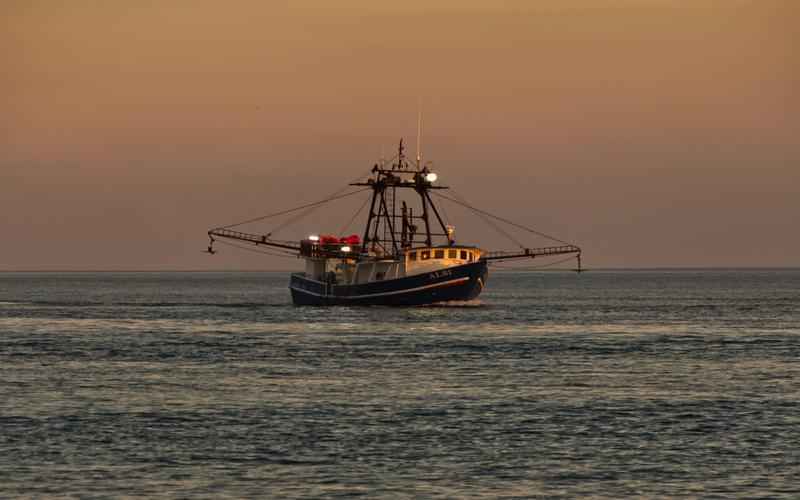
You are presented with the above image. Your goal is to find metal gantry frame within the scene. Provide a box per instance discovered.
[351,139,451,257]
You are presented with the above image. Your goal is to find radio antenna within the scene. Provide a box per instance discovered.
[416,100,423,167]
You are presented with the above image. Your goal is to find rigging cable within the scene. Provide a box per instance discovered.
[430,191,573,246]
[223,149,399,236]
[266,169,376,236]
[338,192,372,235]
[219,186,372,230]
[445,188,525,249]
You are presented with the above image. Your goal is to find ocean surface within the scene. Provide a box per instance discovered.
[1,269,798,499]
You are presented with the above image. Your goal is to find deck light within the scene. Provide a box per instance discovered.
[425,172,438,182]
[308,235,320,241]
[340,246,352,252]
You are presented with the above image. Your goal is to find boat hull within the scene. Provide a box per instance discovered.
[290,260,488,306]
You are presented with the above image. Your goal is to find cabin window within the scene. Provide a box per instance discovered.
[408,251,417,261]
[468,252,474,262]
[421,250,430,260]
[460,250,468,260]
[434,249,445,259]
[448,249,457,259]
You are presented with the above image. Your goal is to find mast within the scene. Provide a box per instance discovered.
[401,201,408,248]
[419,183,432,246]
[361,176,379,252]
[379,189,399,255]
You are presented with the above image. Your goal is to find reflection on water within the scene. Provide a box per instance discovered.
[1,270,799,498]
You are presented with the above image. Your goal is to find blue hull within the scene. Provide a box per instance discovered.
[290,260,488,306]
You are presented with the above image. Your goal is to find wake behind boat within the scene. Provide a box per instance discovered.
[206,139,581,306]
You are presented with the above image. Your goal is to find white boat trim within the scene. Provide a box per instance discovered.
[291,276,470,299]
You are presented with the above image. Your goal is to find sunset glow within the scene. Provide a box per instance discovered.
[2,0,797,269]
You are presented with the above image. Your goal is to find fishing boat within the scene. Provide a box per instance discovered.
[206,139,581,306]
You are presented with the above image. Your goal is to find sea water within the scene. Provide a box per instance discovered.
[1,270,798,498]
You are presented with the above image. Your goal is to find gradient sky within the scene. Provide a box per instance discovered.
[2,0,797,270]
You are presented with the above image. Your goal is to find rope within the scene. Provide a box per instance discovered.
[431,191,573,246]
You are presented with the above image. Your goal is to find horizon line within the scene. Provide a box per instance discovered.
[1,266,799,273]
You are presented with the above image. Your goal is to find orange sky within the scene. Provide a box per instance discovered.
[2,0,797,269]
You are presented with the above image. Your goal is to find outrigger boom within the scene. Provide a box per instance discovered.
[483,245,582,263]
[208,228,299,252]
[208,227,581,266]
